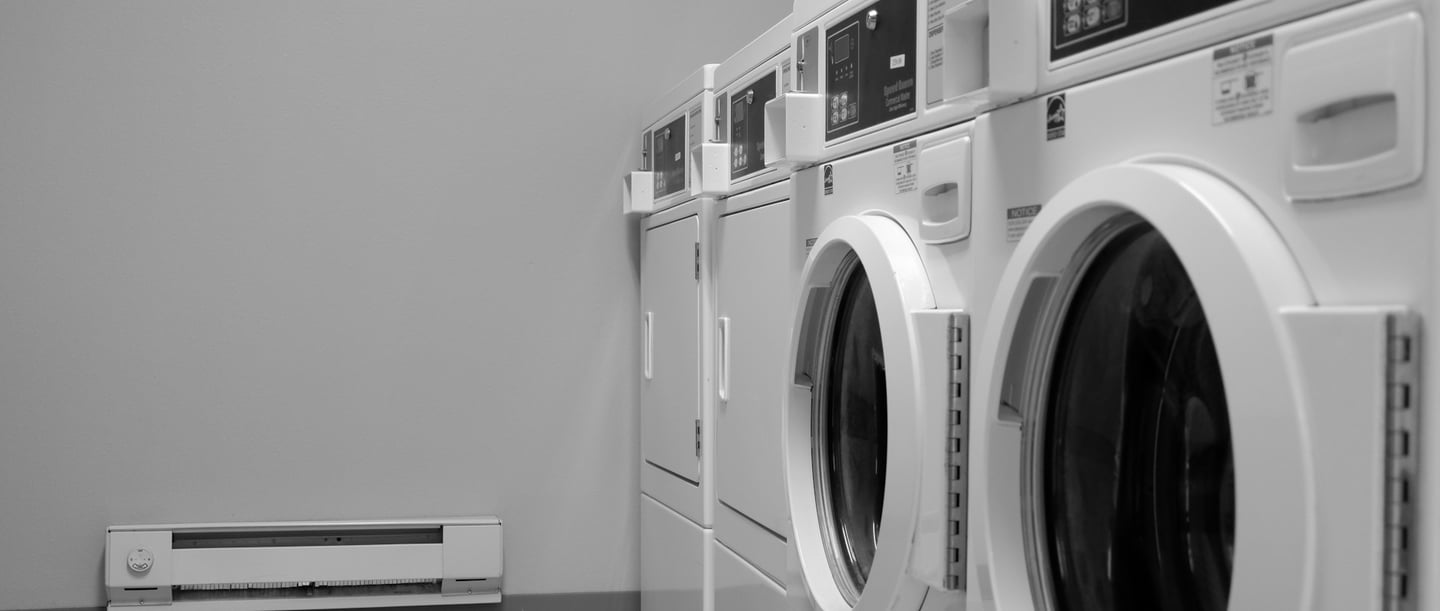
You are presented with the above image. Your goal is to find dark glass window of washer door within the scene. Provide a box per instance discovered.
[1042,223,1235,611]
[823,261,887,595]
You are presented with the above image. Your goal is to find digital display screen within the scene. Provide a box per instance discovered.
[833,35,851,63]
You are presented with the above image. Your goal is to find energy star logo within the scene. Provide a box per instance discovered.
[1046,94,1066,141]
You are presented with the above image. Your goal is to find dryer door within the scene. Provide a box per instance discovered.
[975,163,1409,611]
[784,214,954,611]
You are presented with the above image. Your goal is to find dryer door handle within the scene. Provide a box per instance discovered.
[643,312,654,380]
[717,317,731,402]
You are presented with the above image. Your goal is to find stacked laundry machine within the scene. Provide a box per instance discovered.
[629,0,1437,610]
[626,64,719,611]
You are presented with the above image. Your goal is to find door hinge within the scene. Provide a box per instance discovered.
[694,242,701,280]
[1384,312,1420,611]
[694,419,702,458]
[946,313,970,591]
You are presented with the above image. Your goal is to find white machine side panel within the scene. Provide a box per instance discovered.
[642,495,706,611]
[641,216,702,483]
[714,540,786,611]
[714,199,793,535]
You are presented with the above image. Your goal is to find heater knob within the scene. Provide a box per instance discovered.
[127,548,154,573]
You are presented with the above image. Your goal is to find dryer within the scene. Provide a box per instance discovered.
[971,2,1432,610]
[629,65,720,611]
[765,0,1036,169]
[782,114,1013,611]
[695,17,802,611]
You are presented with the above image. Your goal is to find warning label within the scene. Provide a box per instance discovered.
[894,141,918,194]
[1212,34,1273,125]
[1006,205,1041,242]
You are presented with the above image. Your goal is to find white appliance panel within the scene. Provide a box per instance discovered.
[642,495,707,611]
[715,199,794,536]
[641,216,702,484]
[715,540,786,611]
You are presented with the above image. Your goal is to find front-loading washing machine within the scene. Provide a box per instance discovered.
[971,1,1431,609]
[782,113,1013,611]
[765,0,1036,170]
[627,64,721,611]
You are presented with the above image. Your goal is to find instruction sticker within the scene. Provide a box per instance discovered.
[1007,205,1041,242]
[1212,34,1273,125]
[894,141,918,194]
[926,0,946,105]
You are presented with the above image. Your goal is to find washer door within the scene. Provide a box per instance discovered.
[784,214,936,611]
[974,162,1382,611]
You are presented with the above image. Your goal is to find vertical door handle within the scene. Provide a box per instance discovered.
[717,317,731,402]
[643,312,654,380]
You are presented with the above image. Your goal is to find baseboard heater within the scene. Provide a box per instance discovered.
[105,517,502,609]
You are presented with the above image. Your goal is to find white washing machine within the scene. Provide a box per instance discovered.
[628,65,720,611]
[782,113,1014,611]
[692,17,802,611]
[765,0,1036,169]
[971,1,1432,610]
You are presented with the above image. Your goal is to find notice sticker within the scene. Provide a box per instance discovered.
[894,141,918,194]
[1212,34,1274,125]
[1007,205,1041,242]
[891,54,907,69]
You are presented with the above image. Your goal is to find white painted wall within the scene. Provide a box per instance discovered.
[0,1,787,608]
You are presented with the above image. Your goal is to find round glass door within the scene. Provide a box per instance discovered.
[1039,221,1235,610]
[815,254,887,603]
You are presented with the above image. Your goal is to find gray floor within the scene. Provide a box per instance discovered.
[40,592,639,611]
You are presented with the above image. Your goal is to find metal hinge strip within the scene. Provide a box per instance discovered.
[1384,312,1420,611]
[946,313,970,591]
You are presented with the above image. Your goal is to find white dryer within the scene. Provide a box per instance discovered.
[782,114,1014,611]
[695,17,802,611]
[629,65,720,611]
[971,2,1432,610]
[766,0,1036,168]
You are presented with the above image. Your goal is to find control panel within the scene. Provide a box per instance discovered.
[730,72,778,179]
[653,115,687,197]
[825,0,917,141]
[1051,0,1242,60]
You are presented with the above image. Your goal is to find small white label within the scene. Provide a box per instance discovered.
[891,54,906,69]
[1006,205,1041,242]
[1212,34,1274,125]
[926,0,946,105]
[894,141,918,194]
